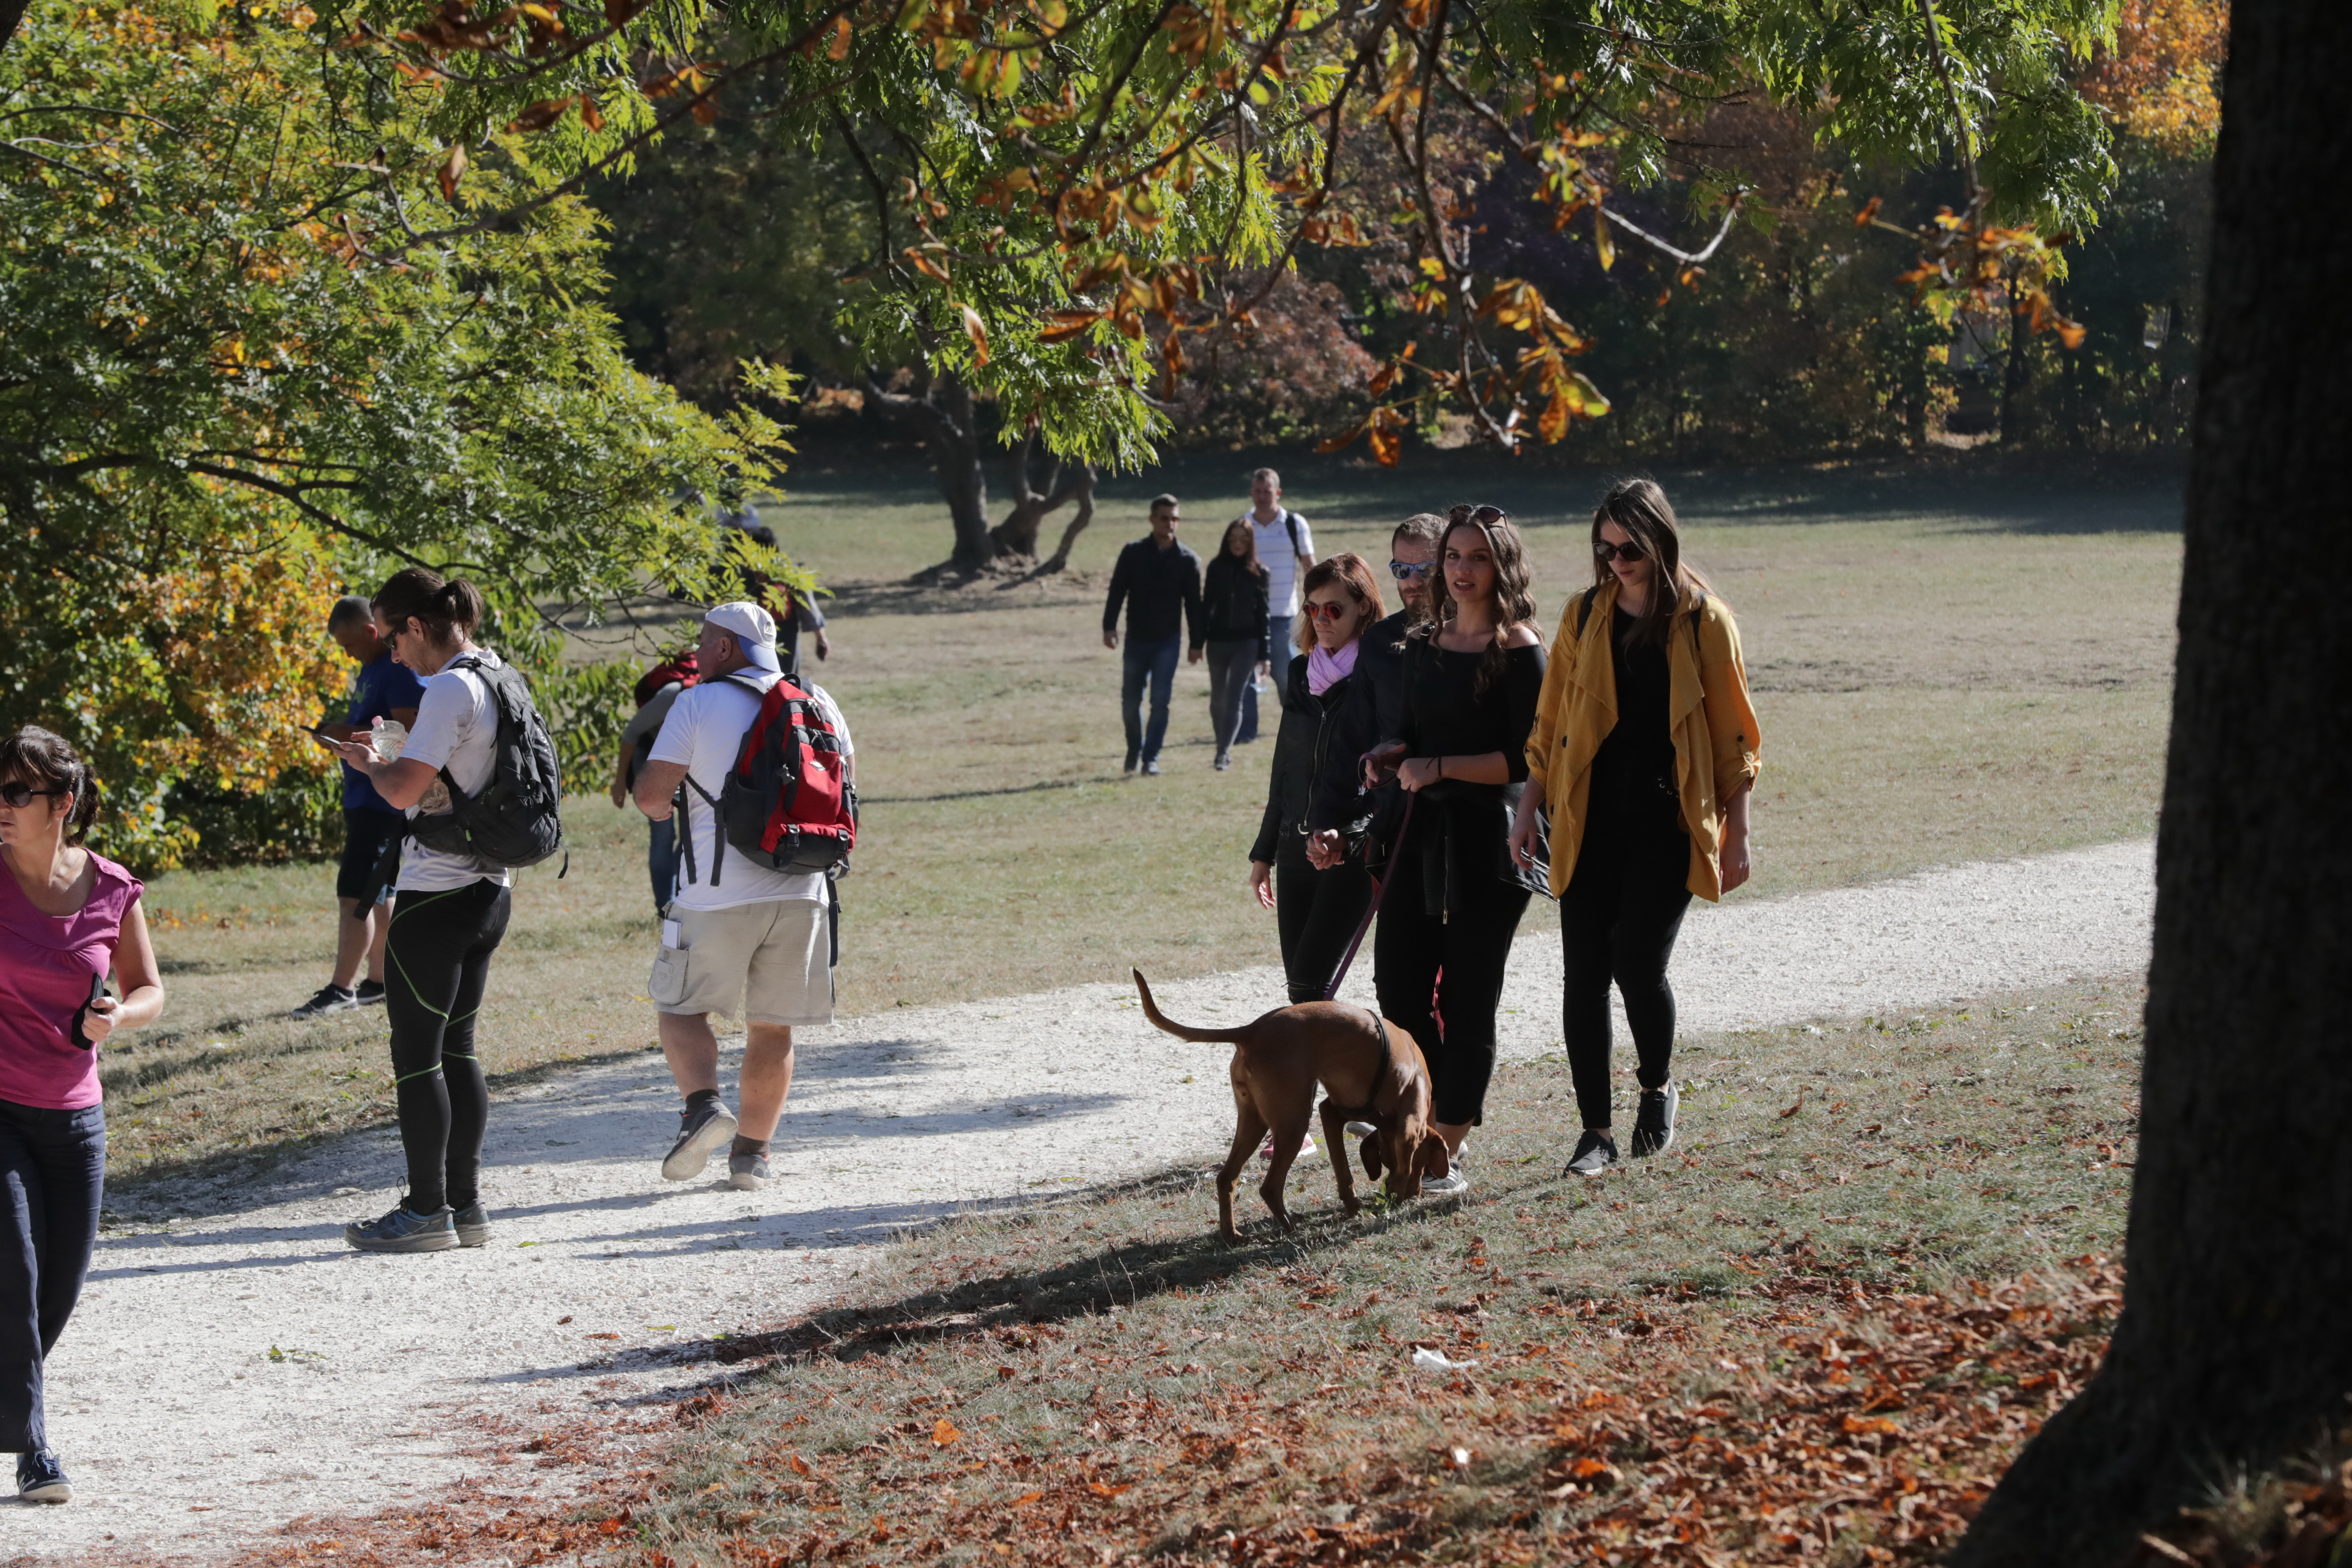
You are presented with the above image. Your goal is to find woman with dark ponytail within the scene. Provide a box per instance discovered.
[1513,479,1761,1178]
[0,728,166,1502]
[323,567,517,1253]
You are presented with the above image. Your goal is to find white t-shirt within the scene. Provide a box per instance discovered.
[1248,509,1315,615]
[399,649,513,893]
[650,673,827,911]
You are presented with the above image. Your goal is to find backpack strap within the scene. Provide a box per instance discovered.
[673,672,768,889]
[1283,508,1304,562]
[1573,584,1601,638]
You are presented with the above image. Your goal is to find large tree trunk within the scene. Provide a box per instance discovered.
[1999,270,2032,447]
[866,371,992,572]
[1951,6,2352,1565]
[983,426,1096,570]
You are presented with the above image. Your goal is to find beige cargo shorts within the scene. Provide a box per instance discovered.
[649,898,832,1027]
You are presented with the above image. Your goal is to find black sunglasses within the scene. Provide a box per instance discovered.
[1448,504,1508,527]
[0,781,66,808]
[1388,560,1435,581]
[1594,539,1648,564]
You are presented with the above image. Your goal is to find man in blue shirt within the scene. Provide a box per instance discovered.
[291,596,425,1017]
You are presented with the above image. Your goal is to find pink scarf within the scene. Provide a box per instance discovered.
[1307,639,1359,695]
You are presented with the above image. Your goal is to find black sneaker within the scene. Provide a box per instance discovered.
[726,1152,770,1191]
[354,979,387,1007]
[1630,1083,1679,1158]
[345,1204,458,1253]
[289,983,358,1019]
[1564,1129,1619,1178]
[662,1100,739,1181]
[451,1201,491,1247]
[1122,749,1140,776]
[17,1447,70,1504]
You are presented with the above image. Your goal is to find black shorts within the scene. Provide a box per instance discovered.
[337,808,404,904]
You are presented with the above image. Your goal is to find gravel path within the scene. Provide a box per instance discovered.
[13,839,2153,1562]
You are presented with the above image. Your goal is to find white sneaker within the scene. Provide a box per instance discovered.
[1344,1121,1378,1139]
[1421,1151,1469,1196]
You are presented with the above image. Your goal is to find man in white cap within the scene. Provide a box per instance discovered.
[631,602,832,1191]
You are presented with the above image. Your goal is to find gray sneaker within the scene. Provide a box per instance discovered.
[1565,1129,1619,1177]
[452,1201,491,1247]
[1420,1151,1469,1197]
[345,1204,458,1253]
[662,1101,738,1181]
[726,1152,770,1191]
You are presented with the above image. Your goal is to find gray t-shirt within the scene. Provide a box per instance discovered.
[398,649,512,893]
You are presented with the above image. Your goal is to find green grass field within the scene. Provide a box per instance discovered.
[112,451,2181,1192]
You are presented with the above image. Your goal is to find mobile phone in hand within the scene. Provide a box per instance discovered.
[71,972,109,1049]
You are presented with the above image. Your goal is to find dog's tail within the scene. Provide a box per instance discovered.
[1131,969,1247,1044]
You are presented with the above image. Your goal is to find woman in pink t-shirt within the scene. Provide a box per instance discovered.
[0,728,165,1504]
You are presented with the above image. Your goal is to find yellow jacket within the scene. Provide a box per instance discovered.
[1522,580,1762,901]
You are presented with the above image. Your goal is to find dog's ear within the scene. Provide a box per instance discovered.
[1413,1135,1451,1180]
[1360,1132,1384,1181]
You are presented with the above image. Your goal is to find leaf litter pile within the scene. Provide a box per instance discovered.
[242,982,2226,1568]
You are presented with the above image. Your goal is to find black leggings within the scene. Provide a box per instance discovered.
[0,1099,104,1454]
[1274,830,1373,1005]
[384,879,511,1212]
[1559,812,1694,1129]
[1372,844,1531,1128]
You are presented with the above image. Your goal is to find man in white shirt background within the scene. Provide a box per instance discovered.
[1234,466,1314,745]
[631,602,834,1192]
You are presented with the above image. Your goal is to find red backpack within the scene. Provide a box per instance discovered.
[677,674,855,885]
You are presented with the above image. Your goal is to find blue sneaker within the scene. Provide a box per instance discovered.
[451,1201,491,1247]
[345,1204,458,1253]
[17,1447,70,1503]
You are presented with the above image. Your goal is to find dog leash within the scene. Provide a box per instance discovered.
[1323,790,1415,1001]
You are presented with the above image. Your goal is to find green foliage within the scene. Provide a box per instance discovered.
[0,0,786,867]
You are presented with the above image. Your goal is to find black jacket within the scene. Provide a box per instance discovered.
[1251,655,1372,864]
[1199,552,1271,654]
[1307,608,1415,839]
[1102,536,1203,644]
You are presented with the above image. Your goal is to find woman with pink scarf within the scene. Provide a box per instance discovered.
[1247,554,1388,1004]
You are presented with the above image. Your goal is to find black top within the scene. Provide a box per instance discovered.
[1200,552,1271,654]
[1395,632,1549,916]
[1589,604,1680,827]
[1251,655,1364,864]
[1102,536,1204,645]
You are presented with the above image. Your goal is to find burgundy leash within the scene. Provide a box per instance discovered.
[1322,789,1415,1001]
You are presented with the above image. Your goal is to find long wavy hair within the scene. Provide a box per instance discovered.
[1427,504,1539,695]
[1292,552,1387,654]
[1591,478,1713,646]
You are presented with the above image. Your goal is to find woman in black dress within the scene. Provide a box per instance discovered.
[1248,554,1387,1002]
[1363,506,1546,1196]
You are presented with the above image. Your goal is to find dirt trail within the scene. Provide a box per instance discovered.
[13,839,2153,1562]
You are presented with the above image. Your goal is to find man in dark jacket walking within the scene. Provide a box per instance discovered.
[1102,494,1204,776]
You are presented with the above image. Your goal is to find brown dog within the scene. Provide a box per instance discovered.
[1132,970,1449,1240]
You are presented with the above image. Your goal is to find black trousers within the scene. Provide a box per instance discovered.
[1372,843,1531,1128]
[385,880,511,1212]
[0,1099,104,1454]
[1559,807,1694,1129]
[1274,830,1373,1005]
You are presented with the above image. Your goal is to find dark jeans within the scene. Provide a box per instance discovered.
[1372,839,1531,1127]
[1204,638,1258,756]
[1274,830,1373,1004]
[648,815,680,913]
[0,1099,104,1454]
[385,880,511,1213]
[1237,611,1292,742]
[1559,812,1695,1129]
[1120,635,1182,763]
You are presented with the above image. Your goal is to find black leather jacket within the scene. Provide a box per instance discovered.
[1250,654,1372,864]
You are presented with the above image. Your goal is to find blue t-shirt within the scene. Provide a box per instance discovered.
[343,650,427,812]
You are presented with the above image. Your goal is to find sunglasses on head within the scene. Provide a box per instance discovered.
[1594,539,1648,564]
[1449,504,1508,527]
[1303,599,1356,622]
[0,781,65,808]
[1388,560,1435,581]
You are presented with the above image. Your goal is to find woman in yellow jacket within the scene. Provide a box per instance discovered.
[1507,480,1761,1177]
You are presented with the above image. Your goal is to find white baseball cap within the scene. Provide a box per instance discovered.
[702,601,781,673]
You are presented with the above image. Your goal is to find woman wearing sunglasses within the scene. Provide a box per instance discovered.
[1360,505,1547,1196]
[1513,478,1761,1178]
[0,728,165,1503]
[1249,554,1387,1004]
